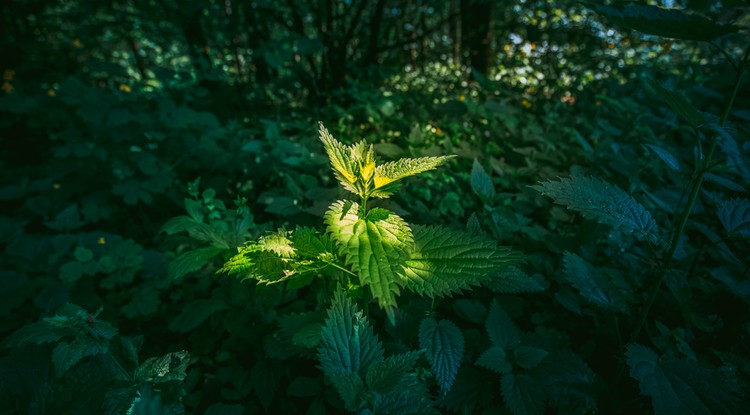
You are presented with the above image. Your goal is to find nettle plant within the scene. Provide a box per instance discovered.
[221,123,527,412]
[530,4,750,414]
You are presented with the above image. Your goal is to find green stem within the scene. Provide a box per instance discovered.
[629,57,747,345]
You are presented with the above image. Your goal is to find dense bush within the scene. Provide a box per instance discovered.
[1,1,748,414]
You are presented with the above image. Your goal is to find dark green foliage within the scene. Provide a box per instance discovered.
[418,318,465,394]
[2,0,749,413]
[586,3,738,41]
[626,344,747,415]
[532,176,661,243]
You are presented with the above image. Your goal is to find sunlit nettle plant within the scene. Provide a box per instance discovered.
[221,123,524,323]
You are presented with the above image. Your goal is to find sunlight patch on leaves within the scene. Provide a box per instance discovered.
[371,155,456,198]
[325,200,413,323]
[219,227,336,284]
[400,225,523,298]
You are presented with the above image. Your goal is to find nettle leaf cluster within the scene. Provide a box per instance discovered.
[220,123,531,411]
[1,304,189,414]
[223,123,523,323]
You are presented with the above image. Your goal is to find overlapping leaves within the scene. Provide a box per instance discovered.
[319,122,454,199]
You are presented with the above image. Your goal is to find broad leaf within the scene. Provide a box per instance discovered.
[318,291,384,377]
[326,201,413,323]
[167,299,230,333]
[626,344,745,415]
[484,267,544,294]
[400,225,523,298]
[562,252,626,311]
[319,123,359,195]
[365,351,422,394]
[502,373,546,415]
[647,79,704,128]
[371,155,456,198]
[419,318,464,394]
[586,3,738,41]
[645,144,682,172]
[471,159,496,200]
[513,346,549,370]
[486,300,520,349]
[52,337,109,377]
[220,228,336,284]
[135,351,190,383]
[168,246,225,281]
[329,370,366,412]
[532,176,660,243]
[476,346,512,374]
[717,198,750,236]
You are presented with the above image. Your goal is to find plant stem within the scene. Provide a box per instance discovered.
[629,56,747,345]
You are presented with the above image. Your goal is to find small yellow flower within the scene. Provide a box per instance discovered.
[521,99,532,109]
[2,82,13,93]
[434,127,443,136]
[72,39,83,48]
[595,101,601,107]
[3,70,14,81]
[119,84,131,93]
[459,95,465,102]
[98,237,106,245]
[48,88,56,97]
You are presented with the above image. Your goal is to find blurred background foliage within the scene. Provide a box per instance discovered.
[1,0,748,414]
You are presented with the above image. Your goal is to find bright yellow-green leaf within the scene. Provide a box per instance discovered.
[325,200,414,323]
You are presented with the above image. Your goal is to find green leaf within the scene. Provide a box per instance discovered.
[325,201,413,323]
[185,198,204,222]
[319,123,366,197]
[329,370,366,412]
[486,300,520,349]
[400,225,523,298]
[160,215,200,235]
[366,351,422,394]
[371,375,435,415]
[645,144,682,172]
[532,176,660,243]
[74,246,94,262]
[471,159,496,200]
[501,373,546,415]
[221,228,334,284]
[60,261,84,283]
[717,198,750,236]
[2,321,68,348]
[371,155,456,198]
[318,291,384,377]
[135,351,190,383]
[513,346,549,370]
[586,3,738,41]
[476,346,512,374]
[418,318,464,394]
[168,299,230,333]
[52,337,109,377]
[626,344,746,415]
[562,252,626,312]
[484,267,544,294]
[647,79,704,128]
[168,246,225,281]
